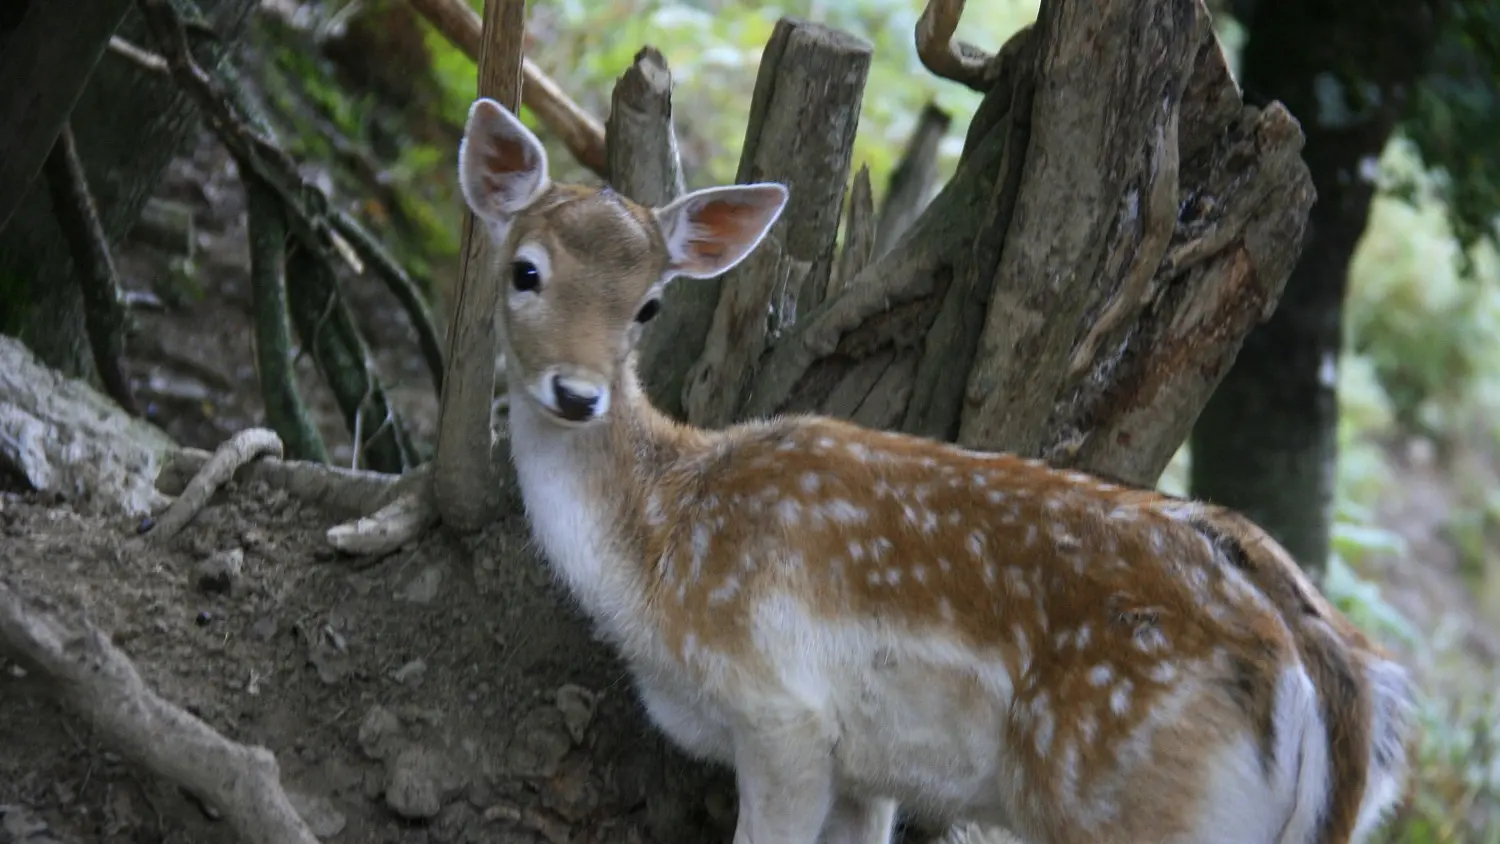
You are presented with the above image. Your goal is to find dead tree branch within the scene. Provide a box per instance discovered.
[328,212,446,393]
[246,177,328,463]
[40,123,141,416]
[406,0,608,179]
[682,19,873,428]
[874,102,951,257]
[915,0,999,92]
[325,472,438,556]
[829,165,876,299]
[0,578,320,844]
[433,0,528,532]
[608,47,699,417]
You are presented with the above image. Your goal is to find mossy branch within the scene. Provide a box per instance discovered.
[245,176,328,463]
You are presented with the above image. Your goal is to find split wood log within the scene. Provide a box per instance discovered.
[432,0,528,532]
[681,18,874,428]
[604,47,685,208]
[0,578,320,844]
[607,47,702,417]
[405,0,608,179]
[740,0,1312,490]
[828,164,876,299]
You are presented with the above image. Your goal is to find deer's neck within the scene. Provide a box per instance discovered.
[504,361,700,652]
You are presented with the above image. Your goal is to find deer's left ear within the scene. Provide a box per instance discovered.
[458,98,550,232]
[653,183,789,280]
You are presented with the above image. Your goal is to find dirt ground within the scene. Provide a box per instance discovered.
[3,123,1498,844]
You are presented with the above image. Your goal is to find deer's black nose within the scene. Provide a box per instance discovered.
[551,375,599,422]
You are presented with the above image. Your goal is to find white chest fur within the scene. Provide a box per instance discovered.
[505,397,647,650]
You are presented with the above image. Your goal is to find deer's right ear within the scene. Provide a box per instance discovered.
[459,98,549,231]
[653,183,789,280]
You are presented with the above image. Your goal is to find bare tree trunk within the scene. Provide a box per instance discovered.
[0,0,259,377]
[1189,0,1447,575]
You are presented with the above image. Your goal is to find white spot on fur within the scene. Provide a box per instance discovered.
[1148,661,1178,684]
[824,499,867,524]
[775,499,802,526]
[1136,626,1169,653]
[708,575,740,604]
[1110,679,1134,716]
[1005,566,1031,598]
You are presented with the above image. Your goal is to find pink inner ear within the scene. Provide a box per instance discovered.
[688,198,765,259]
[483,135,531,181]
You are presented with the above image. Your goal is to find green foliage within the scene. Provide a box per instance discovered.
[1400,0,1500,259]
[1347,138,1500,439]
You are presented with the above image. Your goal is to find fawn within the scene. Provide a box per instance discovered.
[457,96,1417,844]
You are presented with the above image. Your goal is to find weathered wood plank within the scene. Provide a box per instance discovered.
[681,17,872,428]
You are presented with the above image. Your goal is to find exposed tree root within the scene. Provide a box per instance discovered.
[0,578,320,844]
[157,447,414,518]
[157,444,438,554]
[325,472,438,556]
[146,429,284,543]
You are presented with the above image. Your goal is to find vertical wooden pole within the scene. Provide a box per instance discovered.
[432,0,528,532]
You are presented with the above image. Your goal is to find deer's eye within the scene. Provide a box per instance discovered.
[634,299,661,324]
[511,261,541,293]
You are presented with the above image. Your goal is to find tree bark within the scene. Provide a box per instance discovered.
[1189,0,1447,575]
[0,0,258,378]
[614,47,694,416]
[431,0,528,533]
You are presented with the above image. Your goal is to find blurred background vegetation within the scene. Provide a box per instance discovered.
[199,0,1500,838]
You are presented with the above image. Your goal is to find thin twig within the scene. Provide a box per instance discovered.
[405,0,608,178]
[107,36,169,74]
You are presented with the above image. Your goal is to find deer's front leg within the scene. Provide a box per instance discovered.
[731,710,837,844]
[819,794,897,844]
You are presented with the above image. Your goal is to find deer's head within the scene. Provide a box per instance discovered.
[458,97,788,428]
